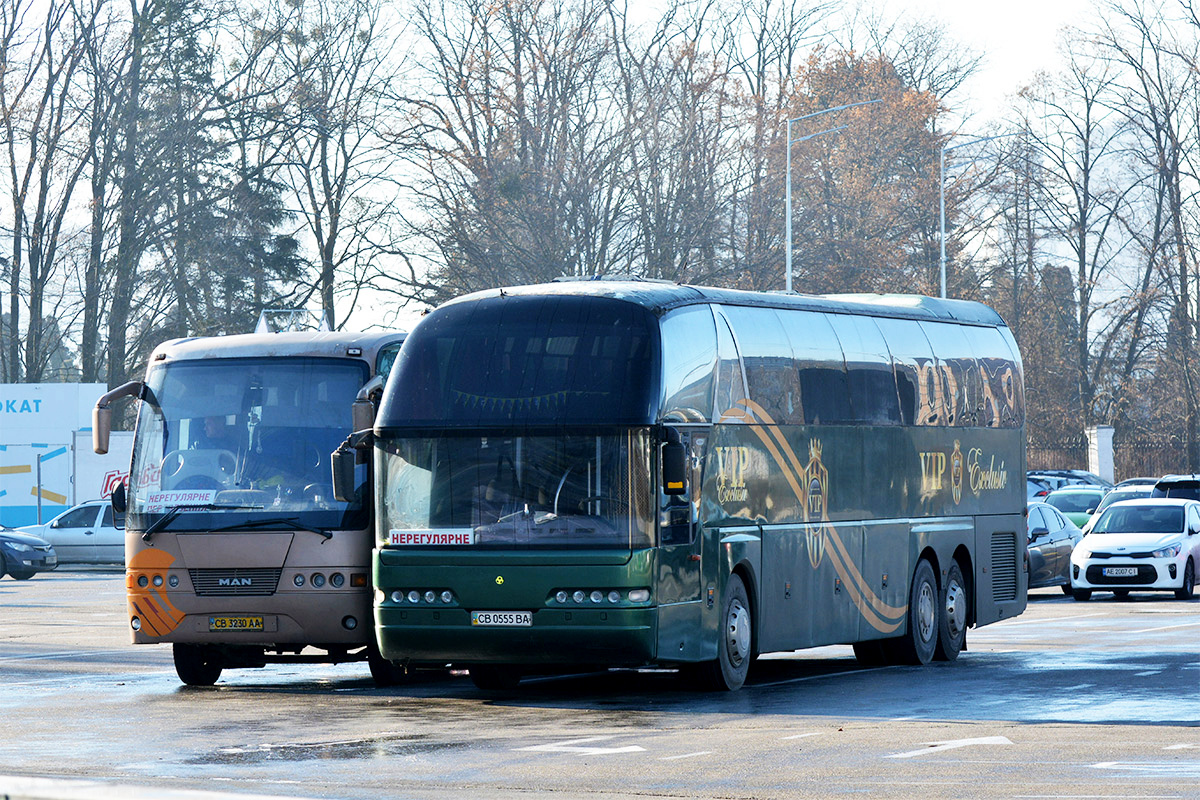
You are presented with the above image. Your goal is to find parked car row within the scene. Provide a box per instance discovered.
[1027,471,1200,602]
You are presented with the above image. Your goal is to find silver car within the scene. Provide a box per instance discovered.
[19,500,123,564]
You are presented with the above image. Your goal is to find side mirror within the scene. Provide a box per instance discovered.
[93,406,112,455]
[1028,526,1048,541]
[111,481,127,515]
[661,428,686,496]
[331,444,357,503]
[1086,506,1097,514]
[93,380,144,454]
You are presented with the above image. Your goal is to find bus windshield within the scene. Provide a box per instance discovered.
[128,357,369,532]
[379,431,655,549]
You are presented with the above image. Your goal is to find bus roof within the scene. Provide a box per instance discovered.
[148,330,407,364]
[442,279,1008,328]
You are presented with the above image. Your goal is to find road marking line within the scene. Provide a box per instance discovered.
[1128,622,1200,634]
[659,751,712,760]
[780,732,826,740]
[1165,744,1200,750]
[518,736,645,755]
[989,613,1106,627]
[1135,670,1162,676]
[886,736,1012,759]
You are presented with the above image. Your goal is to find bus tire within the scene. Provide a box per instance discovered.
[896,559,938,666]
[367,642,407,687]
[469,665,522,690]
[173,643,223,686]
[698,573,752,691]
[934,561,967,662]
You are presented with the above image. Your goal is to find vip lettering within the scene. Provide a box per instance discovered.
[4,399,43,413]
[919,451,947,493]
[968,448,1008,495]
[715,446,750,504]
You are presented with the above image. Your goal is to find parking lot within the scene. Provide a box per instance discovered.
[1,568,1198,800]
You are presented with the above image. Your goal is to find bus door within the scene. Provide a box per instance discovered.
[656,428,705,660]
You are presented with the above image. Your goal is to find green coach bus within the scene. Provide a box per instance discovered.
[365,280,1027,690]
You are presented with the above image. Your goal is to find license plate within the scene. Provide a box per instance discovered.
[209,615,265,632]
[1103,567,1137,577]
[471,610,532,627]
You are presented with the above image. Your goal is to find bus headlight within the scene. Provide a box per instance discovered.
[572,590,586,603]
[407,590,420,603]
[131,616,141,631]
[441,591,453,604]
[607,590,621,603]
[627,589,651,603]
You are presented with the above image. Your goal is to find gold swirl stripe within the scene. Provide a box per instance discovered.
[718,398,909,632]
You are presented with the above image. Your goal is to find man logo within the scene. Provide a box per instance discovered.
[218,578,252,587]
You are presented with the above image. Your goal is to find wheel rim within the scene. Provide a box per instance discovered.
[944,579,967,638]
[726,598,751,666]
[917,581,936,643]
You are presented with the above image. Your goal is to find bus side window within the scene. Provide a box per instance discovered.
[713,309,746,418]
[660,308,717,422]
[827,315,902,425]
[776,309,849,425]
[722,306,801,425]
[376,340,404,381]
[873,317,936,426]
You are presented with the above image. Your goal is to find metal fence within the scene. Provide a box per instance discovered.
[1028,433,1190,481]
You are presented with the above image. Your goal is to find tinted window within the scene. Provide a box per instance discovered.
[660,307,717,422]
[380,296,660,427]
[1152,479,1200,500]
[777,310,851,425]
[919,321,980,427]
[714,311,747,418]
[102,505,114,527]
[1027,506,1048,534]
[827,315,901,425]
[873,317,935,426]
[961,325,1023,428]
[722,306,800,424]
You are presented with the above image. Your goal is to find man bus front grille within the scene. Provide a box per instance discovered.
[189,569,282,596]
[990,532,1018,601]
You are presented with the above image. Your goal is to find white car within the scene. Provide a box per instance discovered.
[1070,498,1200,601]
[19,500,123,565]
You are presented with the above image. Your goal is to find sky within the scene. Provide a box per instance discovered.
[345,0,1098,333]
[898,0,1094,116]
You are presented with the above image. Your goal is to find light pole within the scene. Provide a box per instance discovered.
[939,133,1014,299]
[784,99,881,293]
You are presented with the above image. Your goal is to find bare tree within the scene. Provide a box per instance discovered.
[0,0,92,381]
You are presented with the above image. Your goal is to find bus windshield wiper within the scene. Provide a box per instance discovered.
[209,517,334,540]
[141,503,265,541]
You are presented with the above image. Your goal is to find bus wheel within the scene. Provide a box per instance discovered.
[367,642,407,687]
[698,573,752,691]
[934,562,967,662]
[173,643,223,686]
[469,665,522,690]
[897,559,938,665]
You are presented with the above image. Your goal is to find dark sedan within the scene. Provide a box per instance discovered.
[1027,502,1083,592]
[0,525,58,580]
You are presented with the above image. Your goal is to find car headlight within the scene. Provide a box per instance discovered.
[1074,548,1090,560]
[1151,543,1182,558]
[5,542,33,553]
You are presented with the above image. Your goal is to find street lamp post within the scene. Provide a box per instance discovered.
[939,133,1014,299]
[784,99,881,293]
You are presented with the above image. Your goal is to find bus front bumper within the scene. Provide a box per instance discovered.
[376,606,658,666]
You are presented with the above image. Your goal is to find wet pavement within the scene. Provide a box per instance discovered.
[1,570,1197,799]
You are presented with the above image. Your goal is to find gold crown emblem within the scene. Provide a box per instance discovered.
[808,439,823,461]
